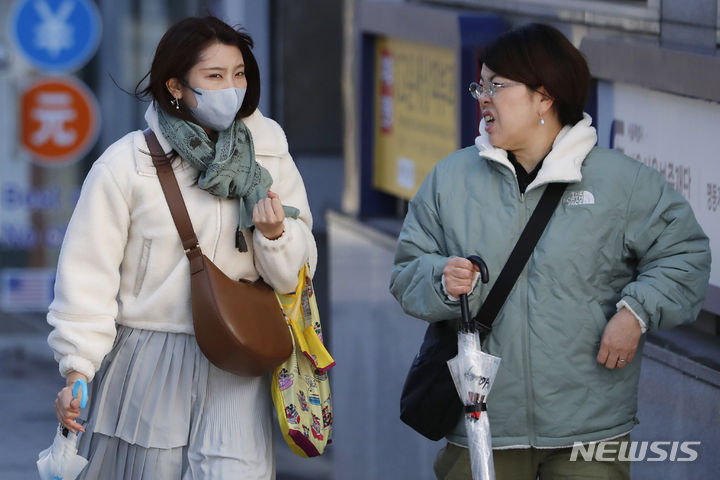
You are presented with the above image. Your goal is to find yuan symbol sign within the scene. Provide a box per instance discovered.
[20,76,100,165]
[31,91,78,147]
[10,0,102,72]
[33,0,76,58]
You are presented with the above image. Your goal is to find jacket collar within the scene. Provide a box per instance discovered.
[136,104,287,176]
[474,113,598,192]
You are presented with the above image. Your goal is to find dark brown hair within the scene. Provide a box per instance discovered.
[135,16,260,121]
[479,23,590,126]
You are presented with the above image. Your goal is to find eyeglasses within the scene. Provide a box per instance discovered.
[469,80,523,99]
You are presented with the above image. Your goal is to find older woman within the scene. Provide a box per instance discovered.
[390,23,710,479]
[50,16,316,479]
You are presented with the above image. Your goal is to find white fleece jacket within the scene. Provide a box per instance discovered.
[47,106,317,381]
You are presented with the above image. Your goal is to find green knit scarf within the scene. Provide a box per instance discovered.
[157,108,299,250]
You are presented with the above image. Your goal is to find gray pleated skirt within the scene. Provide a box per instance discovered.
[76,325,275,479]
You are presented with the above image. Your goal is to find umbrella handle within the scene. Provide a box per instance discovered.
[460,293,471,331]
[459,255,490,332]
[72,379,88,409]
[466,255,489,284]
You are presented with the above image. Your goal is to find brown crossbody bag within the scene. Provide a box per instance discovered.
[143,129,292,376]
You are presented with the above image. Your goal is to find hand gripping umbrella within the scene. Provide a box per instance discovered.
[37,379,89,480]
[447,255,501,480]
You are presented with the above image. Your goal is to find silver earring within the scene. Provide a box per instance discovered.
[172,98,180,110]
[540,115,545,125]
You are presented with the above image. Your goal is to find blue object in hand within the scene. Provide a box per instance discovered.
[72,379,88,408]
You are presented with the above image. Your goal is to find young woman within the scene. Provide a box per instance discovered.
[50,16,316,479]
[390,23,710,479]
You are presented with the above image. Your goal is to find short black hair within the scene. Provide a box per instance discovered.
[135,16,260,121]
[479,23,591,126]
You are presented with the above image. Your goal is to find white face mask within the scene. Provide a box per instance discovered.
[187,86,246,131]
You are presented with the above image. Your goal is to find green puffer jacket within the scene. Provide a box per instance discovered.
[390,115,711,448]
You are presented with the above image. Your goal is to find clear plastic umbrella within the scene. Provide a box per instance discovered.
[37,379,89,480]
[447,256,501,480]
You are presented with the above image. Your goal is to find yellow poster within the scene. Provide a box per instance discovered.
[373,36,457,199]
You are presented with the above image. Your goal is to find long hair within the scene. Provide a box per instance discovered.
[135,16,260,121]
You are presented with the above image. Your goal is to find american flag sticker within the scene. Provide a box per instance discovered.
[0,268,55,312]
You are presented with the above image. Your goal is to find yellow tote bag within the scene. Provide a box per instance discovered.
[272,264,334,457]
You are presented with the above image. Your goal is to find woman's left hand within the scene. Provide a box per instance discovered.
[596,307,642,369]
[254,190,285,240]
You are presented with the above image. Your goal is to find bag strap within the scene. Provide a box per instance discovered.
[143,129,201,256]
[473,182,568,338]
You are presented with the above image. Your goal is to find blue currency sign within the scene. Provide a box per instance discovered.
[9,0,102,72]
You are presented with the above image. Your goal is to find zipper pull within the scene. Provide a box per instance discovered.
[235,225,248,252]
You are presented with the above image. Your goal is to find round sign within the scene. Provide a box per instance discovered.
[20,76,100,166]
[9,0,102,72]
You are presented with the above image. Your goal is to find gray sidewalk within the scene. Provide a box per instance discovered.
[0,314,64,480]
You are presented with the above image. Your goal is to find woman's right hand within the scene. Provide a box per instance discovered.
[443,256,481,298]
[55,372,88,433]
